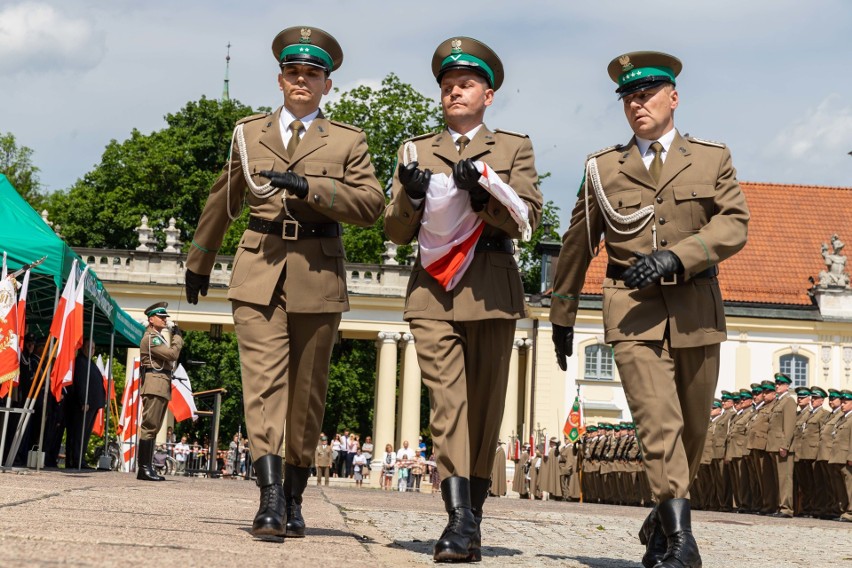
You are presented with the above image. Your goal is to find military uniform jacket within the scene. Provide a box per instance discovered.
[828,412,852,465]
[725,409,750,460]
[712,410,733,460]
[701,420,715,465]
[746,403,771,451]
[384,126,542,322]
[315,444,333,468]
[558,444,573,475]
[817,409,845,462]
[139,325,183,400]
[550,132,749,348]
[767,392,797,452]
[797,407,829,461]
[187,107,384,311]
[790,407,809,458]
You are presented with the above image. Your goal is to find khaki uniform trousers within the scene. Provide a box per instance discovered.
[794,459,815,514]
[773,451,795,515]
[316,466,330,486]
[409,318,515,481]
[233,297,341,468]
[612,339,719,502]
[140,392,169,440]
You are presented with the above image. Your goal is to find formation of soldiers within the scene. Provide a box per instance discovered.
[510,374,852,524]
[693,376,852,521]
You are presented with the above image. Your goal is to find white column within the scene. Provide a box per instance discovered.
[522,338,534,441]
[372,331,400,483]
[499,338,524,448]
[399,333,422,451]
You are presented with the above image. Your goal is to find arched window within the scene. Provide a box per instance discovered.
[779,354,808,388]
[584,344,614,381]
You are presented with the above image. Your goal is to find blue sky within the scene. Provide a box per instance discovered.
[2,0,851,231]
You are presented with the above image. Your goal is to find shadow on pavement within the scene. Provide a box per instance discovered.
[569,555,641,567]
[393,540,524,560]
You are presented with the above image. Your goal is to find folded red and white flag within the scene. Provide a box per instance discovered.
[408,143,532,291]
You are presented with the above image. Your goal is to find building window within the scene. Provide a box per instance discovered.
[584,344,614,381]
[779,354,808,388]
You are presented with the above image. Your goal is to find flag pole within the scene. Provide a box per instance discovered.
[75,302,96,470]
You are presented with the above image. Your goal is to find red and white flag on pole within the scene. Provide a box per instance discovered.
[168,364,197,422]
[0,256,20,396]
[49,261,89,401]
[118,358,141,471]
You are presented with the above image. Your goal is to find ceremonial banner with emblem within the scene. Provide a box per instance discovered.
[118,358,141,472]
[49,261,89,401]
[564,395,586,443]
[169,364,198,422]
[0,261,20,394]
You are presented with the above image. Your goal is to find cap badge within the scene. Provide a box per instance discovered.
[300,28,312,44]
[619,55,634,72]
[451,39,463,54]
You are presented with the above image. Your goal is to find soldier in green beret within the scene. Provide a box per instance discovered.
[384,35,541,563]
[185,26,384,539]
[828,390,852,521]
[137,302,183,482]
[767,373,796,517]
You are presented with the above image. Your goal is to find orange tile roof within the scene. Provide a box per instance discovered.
[579,182,852,307]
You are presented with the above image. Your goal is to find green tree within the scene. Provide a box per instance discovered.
[0,132,44,209]
[518,197,562,294]
[323,339,377,436]
[46,97,259,253]
[324,73,443,264]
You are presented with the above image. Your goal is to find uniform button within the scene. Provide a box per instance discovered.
[659,217,666,225]
[313,194,320,203]
[656,196,663,204]
[492,209,499,215]
[618,200,623,206]
[691,191,697,197]
[403,212,410,218]
[322,168,328,175]
[660,239,668,247]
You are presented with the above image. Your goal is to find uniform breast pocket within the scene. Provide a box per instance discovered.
[673,184,715,232]
[248,159,277,182]
[607,189,643,216]
[488,253,523,312]
[304,161,345,180]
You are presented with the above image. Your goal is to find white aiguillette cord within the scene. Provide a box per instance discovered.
[403,141,417,167]
[584,157,656,258]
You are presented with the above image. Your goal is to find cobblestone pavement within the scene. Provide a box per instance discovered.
[1,469,849,567]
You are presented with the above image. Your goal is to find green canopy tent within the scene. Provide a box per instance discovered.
[0,173,145,470]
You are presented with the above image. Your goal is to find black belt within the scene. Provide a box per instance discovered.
[606,264,717,285]
[475,237,514,254]
[248,216,341,240]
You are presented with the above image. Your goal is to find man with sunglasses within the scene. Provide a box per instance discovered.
[550,51,749,568]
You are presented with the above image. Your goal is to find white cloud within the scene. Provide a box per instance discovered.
[764,94,852,182]
[0,2,105,75]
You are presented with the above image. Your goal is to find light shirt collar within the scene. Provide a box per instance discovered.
[636,128,677,166]
[448,124,484,150]
[280,106,320,146]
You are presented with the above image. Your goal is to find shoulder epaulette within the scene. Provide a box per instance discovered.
[236,112,269,126]
[328,119,363,133]
[403,131,439,143]
[494,128,529,138]
[586,144,621,160]
[686,135,726,148]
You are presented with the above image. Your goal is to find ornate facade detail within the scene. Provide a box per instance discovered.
[135,215,155,252]
[818,234,850,289]
[163,217,182,253]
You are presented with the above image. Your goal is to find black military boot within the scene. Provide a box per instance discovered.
[284,463,311,538]
[655,498,702,568]
[638,505,667,568]
[433,477,479,563]
[469,477,490,562]
[251,455,285,538]
[136,439,163,481]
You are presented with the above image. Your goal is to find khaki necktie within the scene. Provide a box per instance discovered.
[287,119,303,158]
[457,135,470,154]
[649,141,663,183]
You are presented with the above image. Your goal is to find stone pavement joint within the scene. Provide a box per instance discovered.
[0,470,849,567]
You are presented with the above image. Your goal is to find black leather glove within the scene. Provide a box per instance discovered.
[452,159,489,211]
[259,170,309,199]
[552,324,574,372]
[397,161,431,200]
[171,324,183,338]
[185,269,210,305]
[622,250,684,289]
